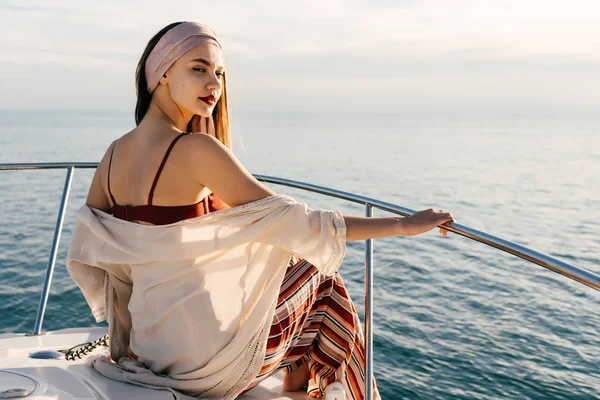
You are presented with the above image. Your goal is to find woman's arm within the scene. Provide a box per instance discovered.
[343,216,405,241]
[343,208,454,242]
[185,134,454,240]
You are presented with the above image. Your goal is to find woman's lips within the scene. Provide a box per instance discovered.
[199,96,216,106]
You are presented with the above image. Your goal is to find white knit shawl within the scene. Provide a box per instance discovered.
[66,194,347,399]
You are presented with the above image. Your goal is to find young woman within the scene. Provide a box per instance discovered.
[81,21,454,399]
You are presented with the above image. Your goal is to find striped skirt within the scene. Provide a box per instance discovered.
[239,256,381,399]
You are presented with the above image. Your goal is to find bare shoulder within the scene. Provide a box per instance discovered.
[97,139,118,175]
[103,138,118,159]
[176,133,276,207]
[178,133,230,168]
[94,137,125,198]
[85,139,119,211]
[181,132,224,150]
[177,134,229,182]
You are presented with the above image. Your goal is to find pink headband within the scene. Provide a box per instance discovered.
[145,22,222,93]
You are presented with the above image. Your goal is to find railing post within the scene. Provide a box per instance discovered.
[364,203,374,400]
[32,166,74,335]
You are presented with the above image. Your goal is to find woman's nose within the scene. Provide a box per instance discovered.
[207,74,221,91]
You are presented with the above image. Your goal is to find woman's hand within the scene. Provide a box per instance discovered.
[189,115,216,137]
[401,208,455,237]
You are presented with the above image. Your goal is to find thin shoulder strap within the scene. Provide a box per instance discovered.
[148,132,190,205]
[107,143,117,206]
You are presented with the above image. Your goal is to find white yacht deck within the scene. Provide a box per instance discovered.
[0,327,311,399]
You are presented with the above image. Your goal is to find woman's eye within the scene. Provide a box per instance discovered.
[193,68,223,77]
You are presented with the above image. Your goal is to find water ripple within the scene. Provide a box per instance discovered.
[1,110,599,399]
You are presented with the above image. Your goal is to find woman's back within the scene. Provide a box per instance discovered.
[92,125,276,225]
[101,129,225,225]
[107,130,210,205]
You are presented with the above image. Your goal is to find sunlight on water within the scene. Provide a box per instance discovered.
[1,109,599,399]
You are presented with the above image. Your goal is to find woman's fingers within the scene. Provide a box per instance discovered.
[437,210,454,236]
[189,115,216,136]
[441,212,454,223]
[208,115,216,137]
[436,215,454,224]
[409,208,455,236]
[200,116,207,133]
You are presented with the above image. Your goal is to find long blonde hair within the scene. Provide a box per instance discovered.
[135,22,232,149]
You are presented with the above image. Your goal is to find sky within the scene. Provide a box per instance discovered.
[1,0,599,114]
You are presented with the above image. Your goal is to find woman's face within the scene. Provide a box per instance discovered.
[160,43,225,118]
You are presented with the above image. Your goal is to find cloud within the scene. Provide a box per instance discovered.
[0,0,598,112]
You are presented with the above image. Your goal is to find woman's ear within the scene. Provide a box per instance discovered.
[159,72,168,86]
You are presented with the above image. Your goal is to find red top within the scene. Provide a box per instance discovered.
[108,132,230,225]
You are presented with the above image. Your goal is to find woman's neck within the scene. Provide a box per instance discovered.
[144,92,193,133]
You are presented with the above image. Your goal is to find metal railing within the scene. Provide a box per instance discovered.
[2,162,600,400]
